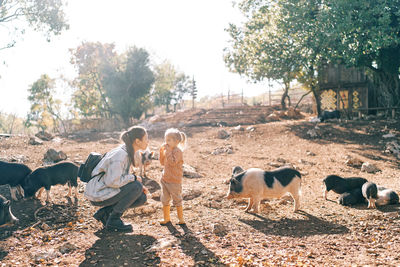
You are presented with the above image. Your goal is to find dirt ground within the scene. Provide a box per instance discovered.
[1,116,400,266]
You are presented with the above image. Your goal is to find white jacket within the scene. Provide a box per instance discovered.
[84,145,136,202]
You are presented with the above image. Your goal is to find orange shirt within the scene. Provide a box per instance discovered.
[159,146,183,184]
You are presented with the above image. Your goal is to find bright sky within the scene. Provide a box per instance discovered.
[0,0,273,117]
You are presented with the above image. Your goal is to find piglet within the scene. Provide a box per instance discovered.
[376,186,399,206]
[319,110,340,122]
[322,175,368,200]
[134,150,155,177]
[0,194,19,227]
[226,166,301,213]
[362,182,378,209]
[338,188,365,206]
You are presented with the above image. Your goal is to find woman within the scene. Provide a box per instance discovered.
[84,126,149,232]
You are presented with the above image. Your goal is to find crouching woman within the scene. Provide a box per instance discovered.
[84,126,149,232]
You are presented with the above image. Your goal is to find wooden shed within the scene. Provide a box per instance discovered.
[318,63,373,117]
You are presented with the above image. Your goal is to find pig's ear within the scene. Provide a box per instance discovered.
[150,151,155,158]
[139,151,144,156]
[232,166,244,175]
[231,178,240,185]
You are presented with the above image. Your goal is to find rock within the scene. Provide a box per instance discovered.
[361,162,380,173]
[183,164,203,178]
[233,125,244,131]
[7,155,28,163]
[35,131,54,141]
[307,129,318,138]
[267,113,280,121]
[148,115,164,123]
[345,156,364,168]
[385,141,400,156]
[212,223,228,236]
[217,129,231,139]
[32,249,60,262]
[211,145,234,155]
[246,126,255,132]
[309,117,321,123]
[147,238,180,252]
[183,189,202,200]
[306,151,316,156]
[58,242,78,254]
[44,148,67,162]
[28,136,43,145]
[382,133,396,138]
[135,204,157,215]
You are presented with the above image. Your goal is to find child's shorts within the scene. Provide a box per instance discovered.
[160,179,183,206]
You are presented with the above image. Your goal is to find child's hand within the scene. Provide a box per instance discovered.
[136,176,143,183]
[164,144,172,152]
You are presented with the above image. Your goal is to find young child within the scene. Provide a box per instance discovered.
[159,128,187,225]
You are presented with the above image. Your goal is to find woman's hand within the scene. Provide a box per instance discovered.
[143,186,149,194]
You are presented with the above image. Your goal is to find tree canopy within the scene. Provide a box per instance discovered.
[101,46,155,124]
[225,0,400,112]
[152,61,191,112]
[69,42,116,118]
[0,0,69,50]
[26,74,62,131]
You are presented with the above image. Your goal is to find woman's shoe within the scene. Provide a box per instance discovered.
[93,206,113,226]
[106,212,133,232]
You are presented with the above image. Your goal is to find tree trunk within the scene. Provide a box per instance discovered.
[311,85,322,116]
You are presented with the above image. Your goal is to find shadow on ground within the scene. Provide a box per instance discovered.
[286,120,400,168]
[79,231,161,267]
[166,223,227,266]
[240,210,349,238]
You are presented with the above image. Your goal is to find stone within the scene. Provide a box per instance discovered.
[44,148,67,162]
[217,129,231,139]
[183,164,203,178]
[28,136,43,145]
[35,131,54,141]
[361,162,380,173]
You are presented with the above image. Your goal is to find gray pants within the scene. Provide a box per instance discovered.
[91,180,147,214]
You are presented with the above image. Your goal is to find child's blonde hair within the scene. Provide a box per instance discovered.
[165,128,187,151]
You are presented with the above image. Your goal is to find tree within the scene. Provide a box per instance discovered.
[227,0,400,113]
[224,1,304,110]
[189,76,197,109]
[152,61,191,112]
[172,73,191,111]
[0,0,69,50]
[26,74,63,131]
[225,0,343,114]
[324,0,400,107]
[69,42,116,118]
[153,61,176,113]
[102,46,155,124]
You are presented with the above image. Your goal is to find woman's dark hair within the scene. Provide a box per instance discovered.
[120,126,147,166]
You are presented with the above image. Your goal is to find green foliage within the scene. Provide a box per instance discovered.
[189,77,197,108]
[101,46,155,124]
[0,112,28,134]
[0,0,69,50]
[26,74,62,131]
[226,0,400,109]
[152,61,191,112]
[70,42,116,118]
[323,0,400,106]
